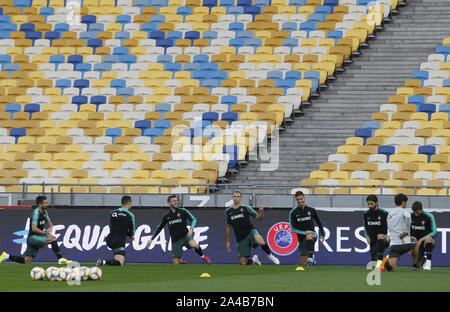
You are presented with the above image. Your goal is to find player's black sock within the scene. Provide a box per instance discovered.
[194,246,204,257]
[51,241,62,259]
[375,239,386,260]
[105,259,121,266]
[9,255,25,263]
[247,259,253,265]
[305,239,315,257]
[424,243,434,260]
[260,243,271,255]
[385,261,393,272]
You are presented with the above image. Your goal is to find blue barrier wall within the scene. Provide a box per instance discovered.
[1,208,449,266]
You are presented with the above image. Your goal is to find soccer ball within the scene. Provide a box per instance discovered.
[79,267,90,281]
[68,268,82,282]
[45,267,59,281]
[30,267,45,280]
[89,267,102,281]
[56,267,71,281]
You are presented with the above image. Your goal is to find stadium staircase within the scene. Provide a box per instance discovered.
[224,0,450,193]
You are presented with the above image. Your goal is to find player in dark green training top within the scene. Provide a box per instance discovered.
[363,195,390,269]
[0,196,72,265]
[225,191,280,266]
[97,196,135,266]
[147,195,211,265]
[289,191,325,266]
[410,201,437,271]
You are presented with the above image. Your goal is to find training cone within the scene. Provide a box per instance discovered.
[200,273,211,278]
[295,267,305,271]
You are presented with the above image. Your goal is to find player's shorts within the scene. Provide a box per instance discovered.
[106,235,126,256]
[389,243,415,259]
[237,229,259,259]
[369,236,390,261]
[172,235,194,259]
[298,232,317,256]
[24,234,48,257]
[112,247,126,256]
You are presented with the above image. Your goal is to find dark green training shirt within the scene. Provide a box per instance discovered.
[289,205,325,238]
[108,207,136,239]
[152,208,197,243]
[363,207,389,240]
[411,211,437,240]
[29,207,51,237]
[225,205,258,243]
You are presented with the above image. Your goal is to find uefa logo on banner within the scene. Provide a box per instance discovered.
[266,222,299,256]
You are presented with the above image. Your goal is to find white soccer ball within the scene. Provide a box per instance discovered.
[30,267,45,280]
[56,267,71,281]
[69,268,82,282]
[89,267,102,281]
[79,267,90,281]
[45,267,59,281]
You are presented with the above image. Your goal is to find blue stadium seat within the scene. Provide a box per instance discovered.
[443,79,450,87]
[81,15,96,25]
[67,55,83,65]
[418,145,436,162]
[243,6,261,17]
[229,22,244,31]
[316,5,333,14]
[407,95,425,107]
[111,79,126,90]
[155,39,174,50]
[412,70,429,83]
[436,46,450,60]
[74,79,90,94]
[200,79,221,88]
[142,23,158,33]
[185,31,200,42]
[223,145,239,168]
[419,104,436,120]
[75,63,92,76]
[50,55,65,69]
[72,96,88,111]
[0,55,12,65]
[363,121,380,130]
[254,0,270,6]
[177,7,192,21]
[39,7,54,18]
[116,15,131,26]
[135,120,152,135]
[289,0,306,6]
[221,96,237,105]
[308,13,327,22]
[227,6,244,15]
[54,23,70,33]
[193,54,209,63]
[354,128,374,144]
[300,22,318,34]
[55,79,72,92]
[203,112,219,123]
[439,104,450,113]
[154,103,171,114]
[151,15,166,24]
[168,31,183,40]
[87,39,103,53]
[327,30,342,43]
[2,63,19,73]
[44,31,60,43]
[5,104,21,119]
[89,23,104,32]
[105,128,122,144]
[220,0,235,7]
[94,63,112,73]
[281,22,297,32]
[10,128,26,143]
[157,54,173,64]
[115,31,130,39]
[378,145,395,162]
[286,71,302,80]
[20,23,34,32]
[203,31,218,40]
[184,63,200,72]
[24,104,40,119]
[90,96,107,110]
[268,71,283,80]
[221,112,238,123]
[80,30,99,40]
[143,128,164,143]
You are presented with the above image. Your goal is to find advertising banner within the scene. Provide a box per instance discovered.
[1,207,449,266]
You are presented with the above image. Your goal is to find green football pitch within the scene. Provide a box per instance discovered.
[0,263,449,292]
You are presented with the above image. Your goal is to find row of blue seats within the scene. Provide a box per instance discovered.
[376,145,440,163]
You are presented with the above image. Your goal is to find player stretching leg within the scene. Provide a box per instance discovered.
[380,194,415,272]
[410,201,436,271]
[97,196,135,266]
[289,191,325,266]
[225,191,280,266]
[147,195,211,265]
[0,196,71,265]
[363,195,389,269]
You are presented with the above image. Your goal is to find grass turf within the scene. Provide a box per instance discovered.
[0,263,449,292]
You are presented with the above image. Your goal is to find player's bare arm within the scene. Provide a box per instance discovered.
[255,205,264,220]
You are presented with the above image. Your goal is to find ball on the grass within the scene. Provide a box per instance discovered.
[30,267,45,280]
[57,267,71,281]
[45,267,58,281]
[89,267,102,281]
[79,267,90,281]
[69,268,82,282]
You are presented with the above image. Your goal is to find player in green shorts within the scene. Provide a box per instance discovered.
[225,191,280,265]
[147,195,211,265]
[0,196,72,265]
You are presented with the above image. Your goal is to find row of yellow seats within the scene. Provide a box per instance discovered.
[302,187,447,196]
[309,170,448,181]
[396,87,450,98]
[320,161,448,173]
